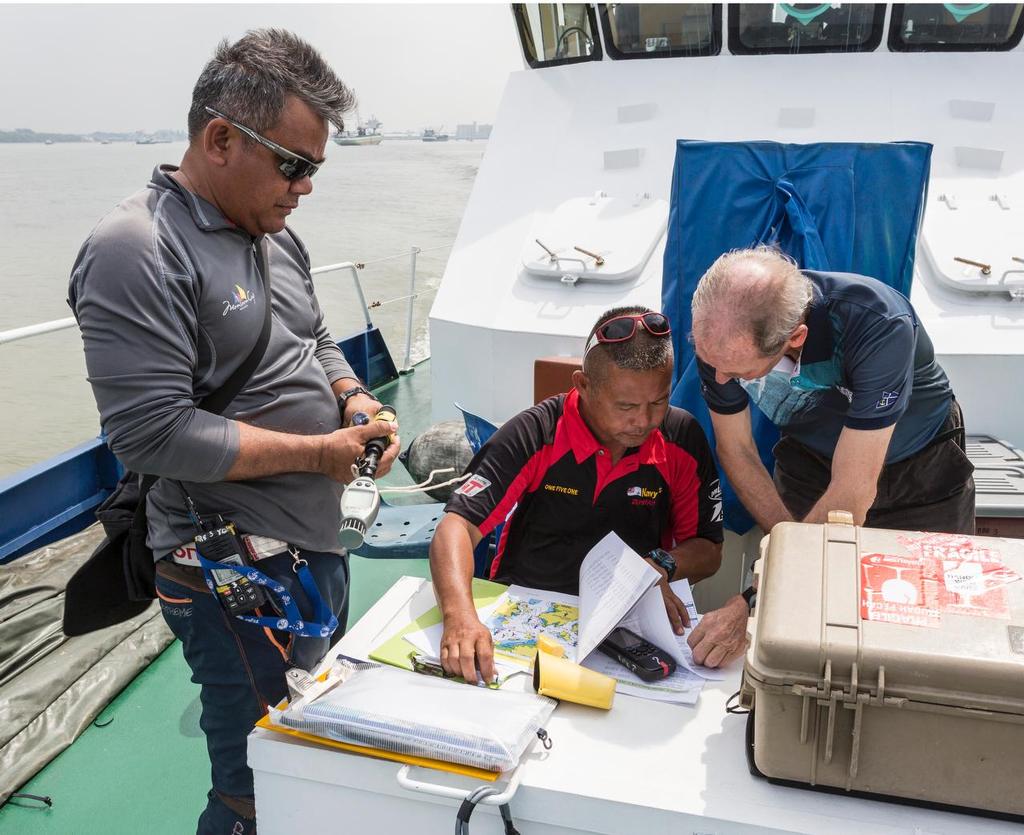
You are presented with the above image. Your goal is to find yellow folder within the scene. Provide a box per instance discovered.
[255,710,498,782]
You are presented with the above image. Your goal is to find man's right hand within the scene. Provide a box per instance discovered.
[317,419,400,483]
[439,611,495,684]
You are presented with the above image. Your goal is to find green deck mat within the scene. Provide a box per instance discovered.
[0,362,439,834]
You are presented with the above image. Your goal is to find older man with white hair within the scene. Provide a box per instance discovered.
[685,247,975,668]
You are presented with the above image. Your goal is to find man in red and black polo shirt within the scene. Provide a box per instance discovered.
[430,306,725,683]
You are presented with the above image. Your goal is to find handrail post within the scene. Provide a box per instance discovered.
[347,264,373,329]
[401,246,420,374]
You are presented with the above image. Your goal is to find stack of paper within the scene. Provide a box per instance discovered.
[371,533,724,705]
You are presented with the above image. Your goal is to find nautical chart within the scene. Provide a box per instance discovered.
[484,595,579,663]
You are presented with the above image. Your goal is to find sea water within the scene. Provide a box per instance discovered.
[0,140,483,475]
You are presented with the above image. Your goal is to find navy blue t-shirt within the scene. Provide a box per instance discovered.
[698,270,952,463]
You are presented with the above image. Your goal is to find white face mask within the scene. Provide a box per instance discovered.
[736,352,803,415]
[770,353,800,378]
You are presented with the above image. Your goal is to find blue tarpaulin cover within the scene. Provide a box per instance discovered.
[662,140,932,533]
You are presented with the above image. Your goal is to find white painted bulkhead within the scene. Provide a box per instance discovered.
[430,45,1024,449]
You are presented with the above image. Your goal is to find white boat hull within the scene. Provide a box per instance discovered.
[333,134,383,146]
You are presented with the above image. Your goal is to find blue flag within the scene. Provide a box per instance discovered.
[662,140,932,533]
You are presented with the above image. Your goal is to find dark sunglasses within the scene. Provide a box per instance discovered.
[584,312,671,356]
[204,106,322,181]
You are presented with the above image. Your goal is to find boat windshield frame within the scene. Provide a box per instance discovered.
[599,3,723,60]
[512,3,604,68]
[727,3,885,56]
[888,3,1024,52]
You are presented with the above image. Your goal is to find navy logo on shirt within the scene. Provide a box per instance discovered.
[876,390,900,409]
[627,486,662,506]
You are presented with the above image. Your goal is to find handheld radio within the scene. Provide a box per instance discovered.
[194,520,269,616]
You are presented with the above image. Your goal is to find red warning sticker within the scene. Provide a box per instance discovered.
[860,553,941,627]
[861,535,1023,625]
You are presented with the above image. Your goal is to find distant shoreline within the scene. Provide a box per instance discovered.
[0,130,186,144]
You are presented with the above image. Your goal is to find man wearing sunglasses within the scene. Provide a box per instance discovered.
[431,306,725,685]
[685,246,974,669]
[69,30,397,835]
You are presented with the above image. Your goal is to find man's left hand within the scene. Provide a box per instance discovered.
[342,392,382,426]
[687,595,748,668]
[341,393,400,478]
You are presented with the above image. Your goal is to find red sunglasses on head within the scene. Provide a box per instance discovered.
[584,312,671,356]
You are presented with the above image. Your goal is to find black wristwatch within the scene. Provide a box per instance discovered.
[646,547,677,581]
[336,385,375,418]
[741,585,758,612]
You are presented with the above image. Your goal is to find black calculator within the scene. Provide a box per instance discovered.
[598,627,677,682]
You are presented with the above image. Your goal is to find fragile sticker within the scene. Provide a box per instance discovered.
[860,553,941,628]
[935,557,1016,620]
[896,533,1021,620]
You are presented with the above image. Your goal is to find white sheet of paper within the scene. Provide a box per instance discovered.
[615,579,725,681]
[669,578,698,624]
[580,652,704,705]
[577,532,661,662]
[665,578,724,679]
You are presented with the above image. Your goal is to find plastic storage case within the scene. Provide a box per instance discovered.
[740,514,1024,817]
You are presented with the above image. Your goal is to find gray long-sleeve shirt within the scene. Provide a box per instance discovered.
[69,165,354,557]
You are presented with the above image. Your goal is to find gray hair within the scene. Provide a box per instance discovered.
[584,305,673,382]
[187,29,355,140]
[691,246,813,356]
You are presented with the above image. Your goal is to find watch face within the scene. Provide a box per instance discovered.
[649,548,674,576]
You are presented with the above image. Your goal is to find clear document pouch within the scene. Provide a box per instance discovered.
[272,663,555,773]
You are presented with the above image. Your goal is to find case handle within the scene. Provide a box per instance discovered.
[395,762,524,806]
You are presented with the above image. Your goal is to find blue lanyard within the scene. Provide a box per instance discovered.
[195,548,339,639]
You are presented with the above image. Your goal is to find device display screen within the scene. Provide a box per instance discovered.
[606,627,646,651]
[210,555,244,586]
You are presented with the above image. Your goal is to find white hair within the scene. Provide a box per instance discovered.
[691,246,813,356]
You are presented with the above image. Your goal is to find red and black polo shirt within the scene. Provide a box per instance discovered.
[445,389,724,595]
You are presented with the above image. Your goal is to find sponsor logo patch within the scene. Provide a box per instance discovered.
[455,474,492,497]
[708,478,723,523]
[627,485,662,506]
[627,486,661,500]
[222,283,258,317]
[875,390,900,409]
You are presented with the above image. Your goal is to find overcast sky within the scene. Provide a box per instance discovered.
[0,3,524,134]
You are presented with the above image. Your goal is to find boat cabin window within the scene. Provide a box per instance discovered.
[600,4,722,58]
[728,4,884,54]
[512,4,603,67]
[888,4,1024,52]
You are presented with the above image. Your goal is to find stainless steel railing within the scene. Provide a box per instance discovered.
[0,242,452,371]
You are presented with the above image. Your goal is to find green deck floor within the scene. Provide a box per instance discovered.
[0,361,438,834]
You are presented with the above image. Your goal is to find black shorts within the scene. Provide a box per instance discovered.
[773,400,976,535]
